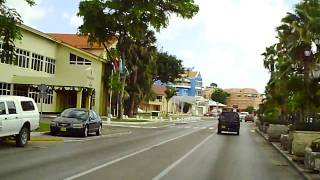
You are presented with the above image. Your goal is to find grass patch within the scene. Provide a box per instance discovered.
[34,122,50,132]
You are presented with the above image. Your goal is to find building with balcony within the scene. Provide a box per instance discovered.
[173,69,203,97]
[224,88,263,111]
[0,24,112,115]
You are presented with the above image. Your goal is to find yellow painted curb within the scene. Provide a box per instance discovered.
[30,137,64,142]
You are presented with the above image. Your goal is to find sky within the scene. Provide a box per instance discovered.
[6,0,300,93]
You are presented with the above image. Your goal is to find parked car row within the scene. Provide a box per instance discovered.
[0,96,102,148]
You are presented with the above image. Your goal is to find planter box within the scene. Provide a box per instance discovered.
[280,134,289,151]
[267,124,289,142]
[292,131,320,157]
[304,146,320,171]
[262,123,269,133]
[255,120,263,131]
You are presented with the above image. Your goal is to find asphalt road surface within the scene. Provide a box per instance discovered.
[0,119,303,180]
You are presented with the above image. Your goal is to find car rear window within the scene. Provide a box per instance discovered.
[219,112,239,121]
[21,101,35,111]
[0,102,6,115]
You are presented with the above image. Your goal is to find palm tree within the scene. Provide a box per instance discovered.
[164,86,176,117]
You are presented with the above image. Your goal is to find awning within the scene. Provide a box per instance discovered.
[208,100,226,107]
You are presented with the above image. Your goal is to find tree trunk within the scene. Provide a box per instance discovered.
[124,65,138,117]
[166,100,169,117]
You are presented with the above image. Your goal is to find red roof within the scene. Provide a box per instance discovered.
[152,84,166,95]
[47,33,104,49]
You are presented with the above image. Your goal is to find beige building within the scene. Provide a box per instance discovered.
[203,86,216,99]
[224,88,263,111]
[0,24,111,115]
[140,84,173,114]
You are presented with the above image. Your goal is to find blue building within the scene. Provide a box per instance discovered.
[173,70,203,97]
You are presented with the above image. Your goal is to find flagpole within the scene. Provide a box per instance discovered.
[109,69,113,117]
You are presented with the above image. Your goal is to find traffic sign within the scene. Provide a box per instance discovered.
[38,84,48,93]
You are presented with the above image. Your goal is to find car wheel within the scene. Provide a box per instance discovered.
[82,126,88,137]
[15,126,29,147]
[236,130,240,135]
[217,128,221,134]
[96,125,102,136]
[50,130,57,136]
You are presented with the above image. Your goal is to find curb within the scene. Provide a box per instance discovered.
[255,129,311,180]
[30,136,64,142]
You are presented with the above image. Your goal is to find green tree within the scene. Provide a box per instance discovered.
[0,0,34,64]
[210,83,218,87]
[155,51,184,83]
[244,106,255,114]
[260,0,320,128]
[210,88,229,104]
[124,32,157,117]
[78,0,199,119]
[165,86,176,117]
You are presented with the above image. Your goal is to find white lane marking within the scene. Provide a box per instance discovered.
[209,127,214,130]
[152,133,215,180]
[104,124,173,129]
[64,129,200,180]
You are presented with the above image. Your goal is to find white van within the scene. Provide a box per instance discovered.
[0,96,39,147]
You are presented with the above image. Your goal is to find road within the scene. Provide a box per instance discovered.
[0,118,303,180]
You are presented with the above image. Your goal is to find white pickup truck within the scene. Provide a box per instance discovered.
[0,96,39,147]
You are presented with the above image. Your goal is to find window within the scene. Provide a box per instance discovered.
[13,85,28,97]
[28,87,40,103]
[70,53,77,64]
[45,57,56,74]
[195,81,202,87]
[196,90,202,96]
[6,101,17,114]
[16,48,30,68]
[69,53,92,65]
[31,53,44,71]
[28,87,53,104]
[0,83,11,95]
[85,59,91,65]
[182,89,188,95]
[156,96,162,102]
[89,111,95,120]
[0,102,6,115]
[77,56,84,65]
[43,89,53,104]
[21,101,35,111]
[92,111,98,119]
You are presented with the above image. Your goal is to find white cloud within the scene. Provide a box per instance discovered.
[6,0,49,26]
[156,0,297,93]
[70,14,83,27]
[61,12,83,28]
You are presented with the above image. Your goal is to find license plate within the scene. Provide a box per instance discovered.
[221,125,226,128]
[60,127,67,132]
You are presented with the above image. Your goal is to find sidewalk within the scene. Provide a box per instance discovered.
[256,128,320,180]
